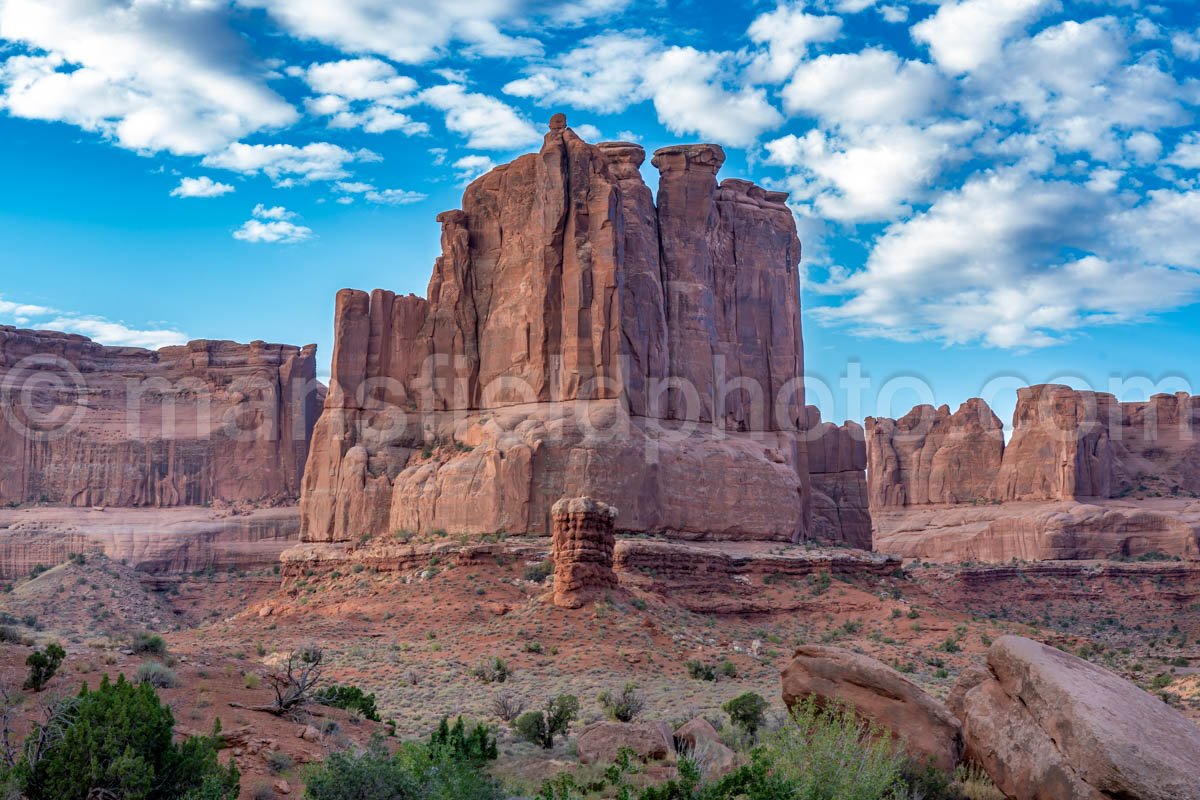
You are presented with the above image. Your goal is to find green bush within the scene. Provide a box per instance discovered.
[686,661,716,681]
[513,695,578,749]
[132,632,168,657]
[598,683,645,723]
[136,661,180,689]
[23,643,65,692]
[472,657,511,684]
[722,692,768,738]
[313,685,381,721]
[429,717,498,763]
[304,736,502,800]
[18,674,238,800]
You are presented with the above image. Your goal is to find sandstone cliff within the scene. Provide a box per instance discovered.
[869,385,1200,510]
[300,117,852,544]
[805,407,871,549]
[865,399,1005,509]
[0,326,322,507]
[869,385,1200,560]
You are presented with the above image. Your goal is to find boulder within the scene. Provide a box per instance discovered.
[673,718,738,777]
[780,645,963,771]
[576,721,675,765]
[954,636,1200,800]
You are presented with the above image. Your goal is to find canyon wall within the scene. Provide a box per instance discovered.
[805,407,871,549]
[868,384,1200,509]
[0,326,322,508]
[869,385,1200,560]
[300,116,857,544]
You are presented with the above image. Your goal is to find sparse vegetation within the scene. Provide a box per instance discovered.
[722,692,769,739]
[23,643,65,692]
[514,694,578,749]
[598,683,645,723]
[314,684,381,722]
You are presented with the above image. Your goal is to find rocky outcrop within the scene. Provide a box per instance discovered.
[865,398,1004,509]
[780,645,963,771]
[0,327,321,508]
[869,386,1200,561]
[551,496,618,608]
[576,721,675,765]
[992,384,1117,502]
[300,117,852,545]
[0,506,300,577]
[952,636,1200,800]
[872,499,1200,562]
[805,407,871,549]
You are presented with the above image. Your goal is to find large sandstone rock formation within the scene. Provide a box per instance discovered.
[951,636,1200,800]
[0,506,300,578]
[781,645,963,771]
[868,386,1200,560]
[0,327,321,508]
[300,117,865,545]
[869,385,1200,510]
[865,399,1004,509]
[551,496,618,608]
[805,407,871,549]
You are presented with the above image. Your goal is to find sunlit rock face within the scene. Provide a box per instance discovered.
[299,117,864,545]
[0,326,321,508]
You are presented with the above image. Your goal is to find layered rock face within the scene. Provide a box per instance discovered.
[301,118,851,544]
[865,398,1005,509]
[551,496,618,608]
[805,407,871,549]
[869,385,1200,510]
[0,327,321,508]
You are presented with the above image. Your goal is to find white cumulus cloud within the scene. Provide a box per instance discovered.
[233,204,312,243]
[420,84,541,150]
[911,0,1056,74]
[170,176,235,198]
[202,142,381,186]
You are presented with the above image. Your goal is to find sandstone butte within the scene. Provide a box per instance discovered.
[0,325,323,508]
[868,384,1200,561]
[299,115,869,546]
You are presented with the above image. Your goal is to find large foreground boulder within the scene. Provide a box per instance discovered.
[780,645,963,771]
[576,721,675,765]
[953,636,1200,800]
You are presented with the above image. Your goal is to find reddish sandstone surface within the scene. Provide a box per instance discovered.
[869,385,1200,561]
[0,326,322,508]
[299,118,863,546]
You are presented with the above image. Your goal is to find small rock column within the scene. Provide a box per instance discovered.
[551,497,618,608]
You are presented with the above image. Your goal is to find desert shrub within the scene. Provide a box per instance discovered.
[23,643,65,692]
[18,674,239,800]
[136,661,180,689]
[472,656,511,684]
[524,560,553,583]
[756,696,906,799]
[514,694,578,749]
[954,763,1004,800]
[132,632,168,657]
[314,685,381,721]
[598,683,645,722]
[265,750,293,775]
[490,690,526,722]
[686,661,716,681]
[304,736,502,800]
[722,692,768,739]
[429,717,498,763]
[0,626,19,645]
[718,660,738,679]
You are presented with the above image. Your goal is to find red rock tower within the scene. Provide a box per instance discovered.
[551,496,618,608]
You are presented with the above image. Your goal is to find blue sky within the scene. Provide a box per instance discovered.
[1,0,1198,428]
